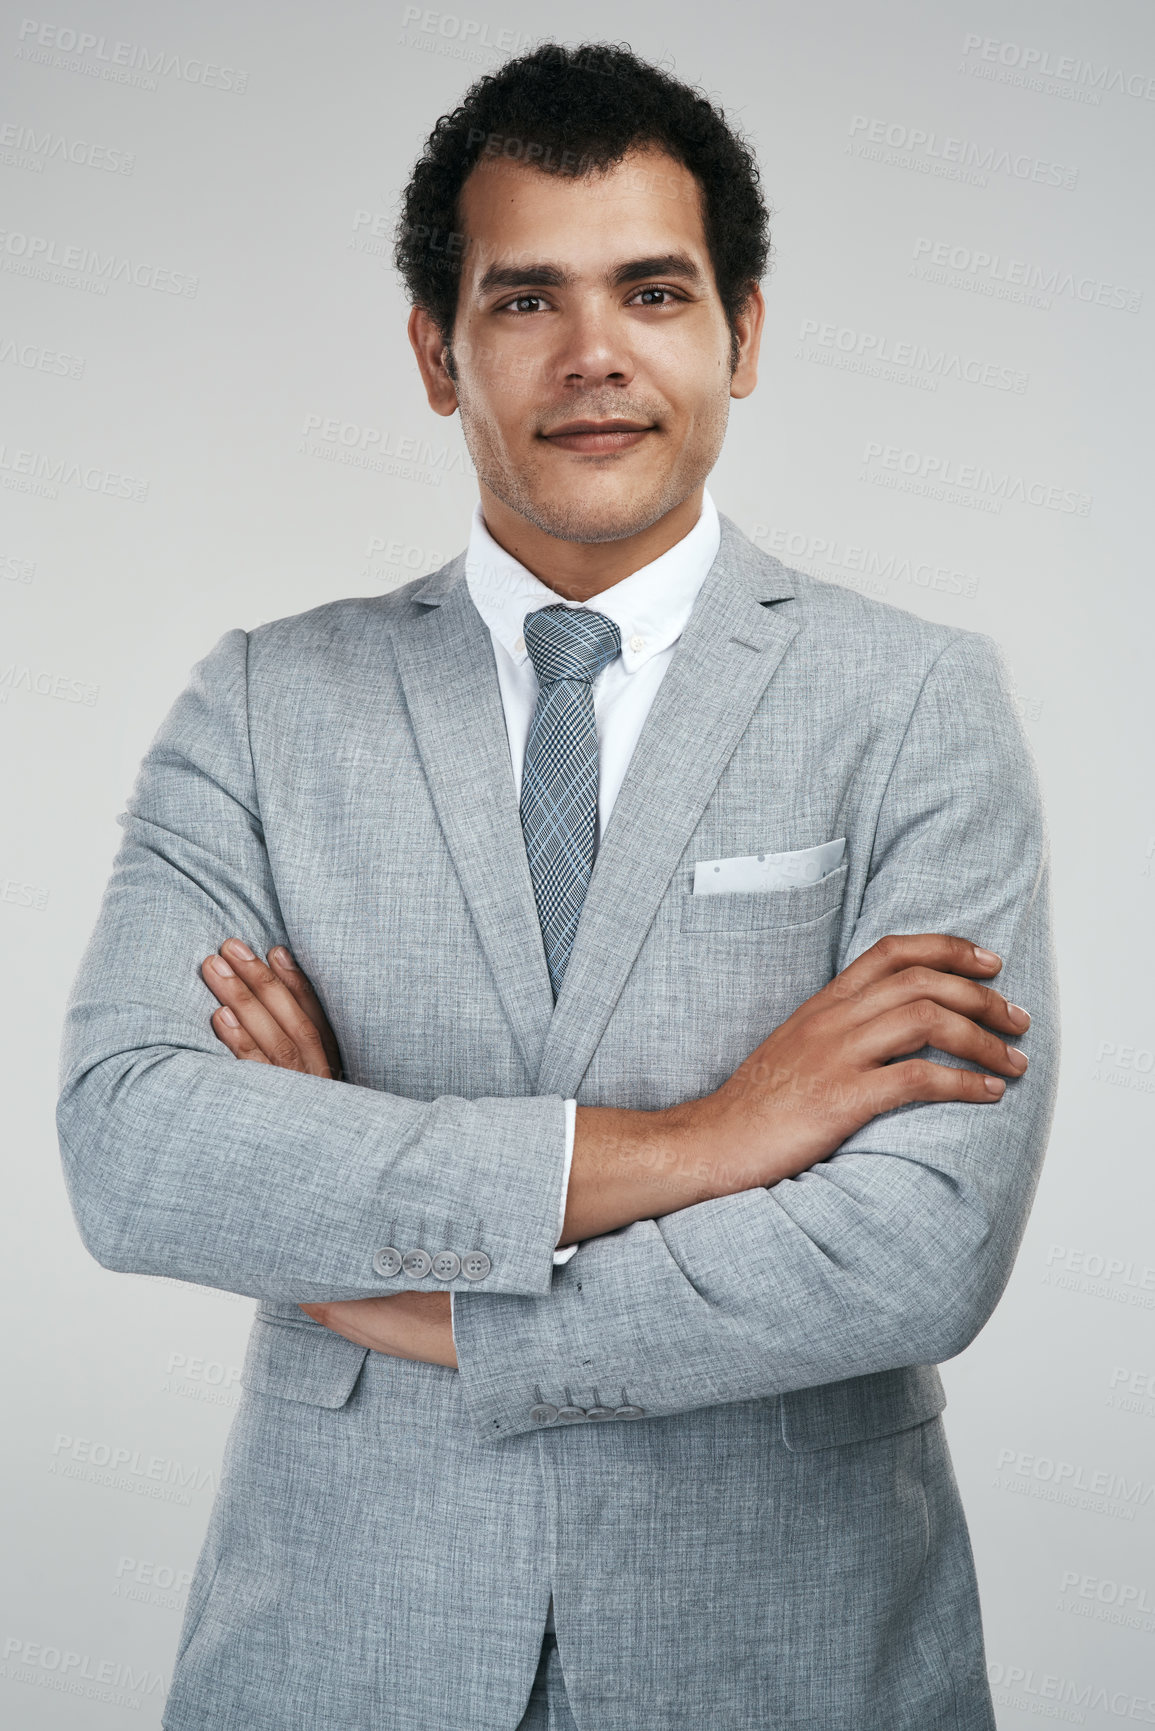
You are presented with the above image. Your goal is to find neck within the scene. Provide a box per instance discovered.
[477,484,705,602]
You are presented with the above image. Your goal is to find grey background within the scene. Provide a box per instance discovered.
[2,0,1153,1724]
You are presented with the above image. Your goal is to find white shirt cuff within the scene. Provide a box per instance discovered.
[552,1098,578,1265]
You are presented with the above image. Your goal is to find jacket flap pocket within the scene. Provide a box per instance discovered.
[780,1363,946,1451]
[241,1314,370,1408]
[682,863,847,932]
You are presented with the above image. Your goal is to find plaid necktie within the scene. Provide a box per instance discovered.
[520,604,623,999]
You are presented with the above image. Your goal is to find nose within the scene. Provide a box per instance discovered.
[554,295,635,390]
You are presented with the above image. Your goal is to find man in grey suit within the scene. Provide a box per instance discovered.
[58,42,1057,1731]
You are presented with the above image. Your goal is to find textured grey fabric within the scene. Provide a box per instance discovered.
[57,514,1058,1730]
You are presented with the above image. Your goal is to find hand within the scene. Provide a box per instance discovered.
[298,1292,457,1369]
[675,933,1030,1194]
[201,938,456,1369]
[200,938,343,1078]
[563,934,1032,1240]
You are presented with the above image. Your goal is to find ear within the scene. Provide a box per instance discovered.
[729,284,765,400]
[408,306,459,417]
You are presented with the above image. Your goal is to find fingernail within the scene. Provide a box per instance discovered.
[1009,1047,1029,1070]
[225,939,254,961]
[219,1006,239,1027]
[1009,1003,1031,1026]
[984,1076,1006,1095]
[973,947,1001,967]
[272,946,299,970]
[211,956,235,976]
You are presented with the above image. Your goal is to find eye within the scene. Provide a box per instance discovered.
[629,286,683,307]
[500,294,547,314]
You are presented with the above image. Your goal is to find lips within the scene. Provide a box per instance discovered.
[541,420,654,454]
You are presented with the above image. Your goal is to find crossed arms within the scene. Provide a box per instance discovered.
[56,624,1059,1437]
[198,928,1034,1373]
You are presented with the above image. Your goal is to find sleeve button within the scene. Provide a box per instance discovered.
[461,1252,492,1281]
[372,1247,402,1277]
[614,1405,645,1419]
[431,1251,461,1279]
[401,1249,432,1277]
[530,1403,558,1425]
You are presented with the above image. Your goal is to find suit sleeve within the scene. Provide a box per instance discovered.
[56,627,568,1303]
[451,630,1060,1438]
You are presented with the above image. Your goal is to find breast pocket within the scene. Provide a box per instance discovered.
[680,861,848,933]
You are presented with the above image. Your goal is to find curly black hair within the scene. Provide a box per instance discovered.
[394,42,771,360]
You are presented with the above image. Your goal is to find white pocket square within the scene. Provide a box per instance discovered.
[693,837,846,896]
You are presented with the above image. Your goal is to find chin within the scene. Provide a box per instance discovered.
[517,482,684,545]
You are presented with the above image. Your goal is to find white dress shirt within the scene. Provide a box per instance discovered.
[458,487,721,1285]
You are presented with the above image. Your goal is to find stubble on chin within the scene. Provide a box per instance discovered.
[483,470,690,545]
[465,428,722,546]
[456,374,730,544]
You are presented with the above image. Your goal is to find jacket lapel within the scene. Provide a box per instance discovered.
[388,557,556,1083]
[387,517,799,1099]
[535,516,798,1100]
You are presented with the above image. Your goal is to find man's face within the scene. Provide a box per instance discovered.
[423,146,757,545]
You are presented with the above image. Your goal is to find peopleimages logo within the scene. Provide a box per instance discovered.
[911,237,1142,313]
[48,1432,217,1503]
[1110,1367,1155,1398]
[0,550,36,583]
[396,5,538,69]
[859,442,1091,517]
[0,229,198,297]
[796,319,1028,394]
[398,5,536,52]
[0,442,148,502]
[1058,1567,1155,1632]
[160,1349,241,1408]
[1109,1367,1155,1420]
[0,335,84,379]
[1,1636,167,1712]
[0,120,134,174]
[987,1661,1155,1723]
[750,525,979,601]
[1,876,49,910]
[847,115,1078,189]
[298,413,476,486]
[1045,1242,1155,1291]
[961,34,1155,103]
[113,1556,192,1613]
[0,660,98,707]
[992,1447,1153,1523]
[995,1447,1153,1504]
[14,18,248,93]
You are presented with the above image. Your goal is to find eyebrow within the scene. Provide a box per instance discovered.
[476,252,706,296]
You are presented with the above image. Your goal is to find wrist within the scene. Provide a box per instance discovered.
[564,1101,718,1240]
[382,1291,457,1368]
[659,1088,781,1200]
[646,1098,718,1207]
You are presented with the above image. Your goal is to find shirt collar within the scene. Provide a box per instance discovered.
[464,488,721,674]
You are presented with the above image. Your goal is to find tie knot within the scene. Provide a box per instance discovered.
[522,604,622,686]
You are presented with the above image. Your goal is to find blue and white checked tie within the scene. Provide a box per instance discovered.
[520,604,623,1000]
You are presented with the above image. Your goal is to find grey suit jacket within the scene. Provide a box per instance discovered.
[57,514,1058,1730]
